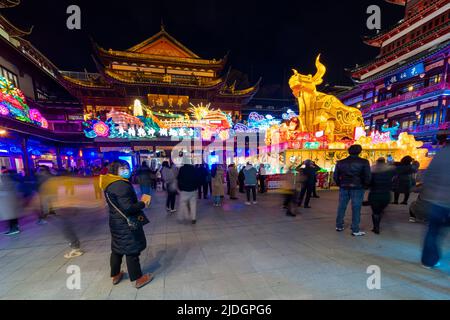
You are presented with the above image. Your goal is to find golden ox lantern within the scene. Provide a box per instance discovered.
[289,55,365,142]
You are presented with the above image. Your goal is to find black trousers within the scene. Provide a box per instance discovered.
[55,208,80,249]
[110,252,142,282]
[284,193,296,215]
[298,185,313,207]
[198,183,209,199]
[246,186,257,202]
[166,191,177,210]
[239,182,245,193]
[394,192,410,203]
[369,192,391,231]
[259,176,266,193]
[313,184,318,197]
[9,219,19,231]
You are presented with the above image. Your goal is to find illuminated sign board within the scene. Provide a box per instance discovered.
[385,63,424,87]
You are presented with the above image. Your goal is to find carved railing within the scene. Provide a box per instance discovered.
[362,82,449,114]
[398,121,450,134]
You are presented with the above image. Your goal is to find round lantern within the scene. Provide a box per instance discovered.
[93,121,110,137]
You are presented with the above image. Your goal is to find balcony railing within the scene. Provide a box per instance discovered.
[398,122,450,134]
[362,82,449,114]
[60,71,101,81]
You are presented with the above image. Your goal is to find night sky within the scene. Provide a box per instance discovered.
[3,0,404,98]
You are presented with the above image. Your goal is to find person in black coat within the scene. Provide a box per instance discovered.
[368,158,396,234]
[392,156,418,205]
[297,160,317,208]
[333,144,371,236]
[100,160,153,289]
[238,167,245,193]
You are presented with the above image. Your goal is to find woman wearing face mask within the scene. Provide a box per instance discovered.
[99,160,153,289]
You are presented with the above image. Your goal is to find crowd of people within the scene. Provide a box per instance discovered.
[1,139,449,289]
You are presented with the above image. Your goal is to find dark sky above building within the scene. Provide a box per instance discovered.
[4,0,404,98]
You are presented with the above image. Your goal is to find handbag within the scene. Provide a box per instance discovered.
[105,192,149,231]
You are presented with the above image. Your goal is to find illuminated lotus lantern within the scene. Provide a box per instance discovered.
[93,121,110,137]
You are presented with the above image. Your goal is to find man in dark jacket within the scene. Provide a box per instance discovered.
[297,160,317,209]
[178,158,201,224]
[368,158,396,234]
[333,144,371,236]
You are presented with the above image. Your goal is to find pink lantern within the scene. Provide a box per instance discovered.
[40,118,49,129]
[93,121,110,137]
[0,104,10,116]
[29,109,43,122]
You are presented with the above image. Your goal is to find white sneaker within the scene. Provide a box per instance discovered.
[422,262,440,269]
[409,217,416,223]
[252,201,258,205]
[352,231,366,237]
[245,202,251,205]
[170,209,177,213]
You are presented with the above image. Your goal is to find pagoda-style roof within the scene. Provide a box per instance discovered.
[351,22,449,80]
[219,77,262,97]
[61,26,259,102]
[102,67,226,89]
[93,26,227,71]
[128,25,200,58]
[0,13,32,37]
[350,40,450,84]
[0,0,20,8]
[364,0,448,47]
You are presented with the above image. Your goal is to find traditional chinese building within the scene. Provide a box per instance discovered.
[340,0,449,148]
[61,25,259,122]
[58,25,260,160]
[0,0,88,174]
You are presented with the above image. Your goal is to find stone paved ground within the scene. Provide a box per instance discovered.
[0,185,449,300]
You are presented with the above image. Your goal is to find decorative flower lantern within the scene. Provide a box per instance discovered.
[40,118,49,129]
[93,121,110,137]
[0,104,10,116]
[29,109,43,122]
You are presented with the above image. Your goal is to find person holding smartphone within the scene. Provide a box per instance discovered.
[100,160,153,289]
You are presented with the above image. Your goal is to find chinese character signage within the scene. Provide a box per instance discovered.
[147,94,189,110]
[384,63,424,87]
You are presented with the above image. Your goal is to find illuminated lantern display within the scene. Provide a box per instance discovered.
[83,101,232,141]
[40,118,49,129]
[257,55,431,174]
[29,109,43,122]
[0,75,48,128]
[0,104,10,116]
[93,121,110,137]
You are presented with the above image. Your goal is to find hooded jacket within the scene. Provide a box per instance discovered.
[100,174,147,255]
[243,164,258,186]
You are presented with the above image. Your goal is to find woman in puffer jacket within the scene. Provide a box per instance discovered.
[100,160,153,289]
